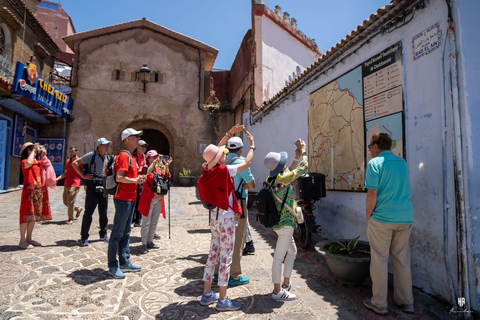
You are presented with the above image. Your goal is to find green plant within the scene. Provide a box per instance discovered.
[327,236,370,256]
[179,167,191,177]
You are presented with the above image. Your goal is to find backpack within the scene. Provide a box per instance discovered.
[104,150,132,195]
[146,171,169,195]
[255,178,288,228]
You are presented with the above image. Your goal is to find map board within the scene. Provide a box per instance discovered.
[309,42,404,191]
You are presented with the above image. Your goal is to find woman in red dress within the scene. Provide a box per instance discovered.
[18,142,52,249]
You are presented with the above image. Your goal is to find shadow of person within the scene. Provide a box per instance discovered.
[0,245,25,252]
[67,268,110,285]
[176,253,208,264]
[186,229,210,234]
[180,266,204,281]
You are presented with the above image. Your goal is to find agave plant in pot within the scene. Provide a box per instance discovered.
[178,167,194,186]
[315,236,371,286]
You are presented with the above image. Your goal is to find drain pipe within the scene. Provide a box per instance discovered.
[448,22,471,315]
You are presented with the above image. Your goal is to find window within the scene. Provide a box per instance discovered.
[135,72,140,81]
[115,70,121,80]
[154,73,159,82]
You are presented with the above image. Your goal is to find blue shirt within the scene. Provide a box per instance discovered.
[365,150,414,224]
[226,153,255,199]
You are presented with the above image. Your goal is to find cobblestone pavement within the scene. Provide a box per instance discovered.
[0,186,458,319]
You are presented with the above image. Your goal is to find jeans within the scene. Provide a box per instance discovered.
[81,182,108,240]
[272,226,297,284]
[108,199,135,268]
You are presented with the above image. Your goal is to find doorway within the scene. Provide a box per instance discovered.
[141,129,170,156]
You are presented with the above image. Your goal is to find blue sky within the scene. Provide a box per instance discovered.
[58,0,391,70]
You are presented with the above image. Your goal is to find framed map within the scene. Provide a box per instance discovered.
[308,42,405,191]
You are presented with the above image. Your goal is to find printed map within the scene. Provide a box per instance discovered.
[365,112,404,163]
[308,66,365,191]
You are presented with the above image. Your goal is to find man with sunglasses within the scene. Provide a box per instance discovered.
[108,128,147,279]
[72,138,112,246]
[363,133,414,316]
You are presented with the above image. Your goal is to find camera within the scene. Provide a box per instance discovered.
[161,155,169,162]
[95,185,105,193]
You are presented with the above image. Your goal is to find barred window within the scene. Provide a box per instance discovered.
[0,27,5,56]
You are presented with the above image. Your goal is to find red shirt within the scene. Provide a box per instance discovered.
[135,153,147,174]
[114,151,139,201]
[64,158,82,187]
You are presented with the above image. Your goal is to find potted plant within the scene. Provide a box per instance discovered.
[315,236,371,286]
[178,167,194,186]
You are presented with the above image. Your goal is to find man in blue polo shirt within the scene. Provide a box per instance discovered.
[221,136,256,286]
[363,133,415,316]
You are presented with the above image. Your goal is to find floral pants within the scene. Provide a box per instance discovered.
[203,217,236,287]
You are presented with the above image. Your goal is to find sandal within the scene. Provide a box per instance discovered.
[27,240,42,247]
[66,220,74,225]
[18,242,34,249]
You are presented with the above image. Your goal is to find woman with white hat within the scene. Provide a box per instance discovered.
[18,142,53,249]
[263,138,308,301]
[197,124,255,311]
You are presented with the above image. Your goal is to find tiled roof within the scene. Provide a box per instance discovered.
[252,0,420,120]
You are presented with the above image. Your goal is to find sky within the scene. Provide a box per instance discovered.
[57,0,391,70]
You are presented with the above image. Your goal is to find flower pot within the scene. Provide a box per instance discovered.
[315,239,371,286]
[178,176,194,187]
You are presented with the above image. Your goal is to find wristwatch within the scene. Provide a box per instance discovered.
[250,146,256,150]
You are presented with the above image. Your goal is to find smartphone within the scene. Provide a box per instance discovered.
[243,128,248,134]
[294,139,302,148]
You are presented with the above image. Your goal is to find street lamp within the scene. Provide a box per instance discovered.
[139,64,151,93]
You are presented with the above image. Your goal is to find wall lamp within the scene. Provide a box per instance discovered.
[139,64,151,93]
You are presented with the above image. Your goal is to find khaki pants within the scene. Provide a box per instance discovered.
[215,198,248,279]
[62,186,81,221]
[367,219,414,310]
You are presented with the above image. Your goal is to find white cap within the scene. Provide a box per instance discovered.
[138,140,148,146]
[227,137,243,149]
[121,128,143,141]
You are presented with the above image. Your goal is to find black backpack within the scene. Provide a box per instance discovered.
[255,178,288,228]
[104,150,132,195]
[147,172,169,195]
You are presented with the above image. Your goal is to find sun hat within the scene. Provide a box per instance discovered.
[20,142,35,156]
[227,137,243,149]
[96,137,112,147]
[121,128,143,141]
[146,150,158,158]
[264,151,288,177]
[138,140,148,146]
[203,144,226,170]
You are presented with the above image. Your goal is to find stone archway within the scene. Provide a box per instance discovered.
[141,129,169,156]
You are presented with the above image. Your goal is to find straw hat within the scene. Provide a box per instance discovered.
[203,144,226,170]
[20,142,35,157]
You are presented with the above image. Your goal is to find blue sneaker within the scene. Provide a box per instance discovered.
[108,267,125,279]
[213,273,218,282]
[79,239,88,247]
[102,235,109,242]
[199,291,219,306]
[120,262,141,272]
[228,275,250,286]
[216,297,242,311]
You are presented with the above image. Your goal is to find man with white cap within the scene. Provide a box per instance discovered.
[72,137,112,247]
[107,128,146,279]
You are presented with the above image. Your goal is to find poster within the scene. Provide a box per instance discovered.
[36,138,65,176]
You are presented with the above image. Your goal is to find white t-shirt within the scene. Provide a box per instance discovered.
[210,165,238,220]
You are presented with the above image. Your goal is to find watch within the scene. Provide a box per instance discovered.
[250,146,256,150]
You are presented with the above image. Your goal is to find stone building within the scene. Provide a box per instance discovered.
[63,18,220,179]
[0,0,70,190]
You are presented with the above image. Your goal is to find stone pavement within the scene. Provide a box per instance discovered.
[0,186,459,319]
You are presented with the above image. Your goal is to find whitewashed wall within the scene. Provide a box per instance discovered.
[246,0,460,306]
[259,16,318,102]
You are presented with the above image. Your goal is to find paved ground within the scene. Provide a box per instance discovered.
[0,186,460,319]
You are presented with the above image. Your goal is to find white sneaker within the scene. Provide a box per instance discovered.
[272,289,296,301]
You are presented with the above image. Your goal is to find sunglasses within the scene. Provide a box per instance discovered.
[28,146,34,151]
[368,143,376,149]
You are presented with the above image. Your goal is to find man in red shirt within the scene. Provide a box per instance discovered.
[108,128,147,279]
[56,146,83,224]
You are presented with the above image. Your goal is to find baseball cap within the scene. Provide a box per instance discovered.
[138,140,148,146]
[227,137,243,149]
[121,128,143,141]
[96,137,112,147]
[146,150,158,158]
